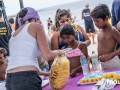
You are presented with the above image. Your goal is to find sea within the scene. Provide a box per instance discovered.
[38,0,114,31]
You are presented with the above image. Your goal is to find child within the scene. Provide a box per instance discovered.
[0,48,7,80]
[91,4,120,69]
[60,24,90,77]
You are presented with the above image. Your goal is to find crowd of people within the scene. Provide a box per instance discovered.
[0,0,120,90]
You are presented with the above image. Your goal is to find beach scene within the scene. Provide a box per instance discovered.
[1,0,120,90]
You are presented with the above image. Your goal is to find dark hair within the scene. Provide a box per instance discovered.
[15,8,28,30]
[55,9,71,30]
[60,24,75,37]
[15,8,34,30]
[54,9,61,30]
[0,10,2,18]
[0,48,7,58]
[57,9,71,21]
[9,18,14,24]
[91,4,110,20]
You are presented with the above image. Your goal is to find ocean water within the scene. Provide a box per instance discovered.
[38,0,114,31]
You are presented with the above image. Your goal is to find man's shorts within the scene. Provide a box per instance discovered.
[85,20,95,33]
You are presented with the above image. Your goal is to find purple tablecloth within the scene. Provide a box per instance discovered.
[43,69,120,90]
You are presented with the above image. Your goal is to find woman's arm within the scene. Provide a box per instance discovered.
[31,23,63,61]
[77,25,91,46]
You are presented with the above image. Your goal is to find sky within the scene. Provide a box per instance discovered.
[3,0,80,16]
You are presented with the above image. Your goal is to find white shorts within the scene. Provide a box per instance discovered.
[101,56,120,70]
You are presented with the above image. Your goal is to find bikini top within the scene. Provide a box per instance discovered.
[65,42,82,58]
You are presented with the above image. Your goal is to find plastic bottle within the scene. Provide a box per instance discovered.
[91,51,101,72]
[80,53,90,75]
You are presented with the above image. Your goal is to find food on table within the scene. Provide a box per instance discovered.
[85,79,88,83]
[103,74,107,79]
[79,77,98,83]
[113,73,119,81]
[78,71,120,85]
[80,79,85,83]
[88,78,93,82]
[97,77,102,81]
[92,78,97,82]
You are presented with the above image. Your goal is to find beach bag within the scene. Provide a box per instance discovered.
[49,55,70,90]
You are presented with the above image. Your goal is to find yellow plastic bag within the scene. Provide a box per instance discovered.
[49,55,70,90]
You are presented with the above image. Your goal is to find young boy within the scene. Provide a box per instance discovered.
[91,4,120,70]
[60,24,90,77]
[0,48,7,80]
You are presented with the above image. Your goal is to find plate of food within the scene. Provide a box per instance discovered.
[78,72,103,85]
[78,71,120,85]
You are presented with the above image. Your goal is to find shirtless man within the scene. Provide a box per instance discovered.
[91,4,120,69]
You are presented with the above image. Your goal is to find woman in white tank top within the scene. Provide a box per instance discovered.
[6,7,63,90]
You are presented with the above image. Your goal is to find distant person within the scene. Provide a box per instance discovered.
[6,7,64,90]
[82,3,96,44]
[91,4,120,70]
[9,17,15,33]
[60,24,90,77]
[112,0,120,59]
[47,17,53,30]
[0,10,11,56]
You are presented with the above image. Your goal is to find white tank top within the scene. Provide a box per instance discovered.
[7,23,40,70]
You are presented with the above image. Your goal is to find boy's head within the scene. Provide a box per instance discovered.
[85,3,89,8]
[9,18,14,24]
[60,24,75,45]
[91,4,111,29]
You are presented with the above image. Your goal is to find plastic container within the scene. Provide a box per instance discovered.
[80,53,90,75]
[91,51,101,72]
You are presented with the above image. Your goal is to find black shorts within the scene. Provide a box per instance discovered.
[85,20,95,33]
[6,71,42,90]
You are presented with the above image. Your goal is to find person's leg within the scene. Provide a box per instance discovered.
[90,21,96,44]
[85,21,90,36]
